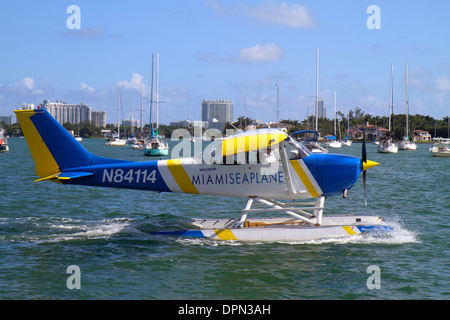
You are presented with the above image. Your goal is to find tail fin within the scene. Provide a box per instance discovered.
[15,108,126,180]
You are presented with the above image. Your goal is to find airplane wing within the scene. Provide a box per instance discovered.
[221,130,288,157]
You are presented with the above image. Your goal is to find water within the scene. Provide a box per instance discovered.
[0,138,448,300]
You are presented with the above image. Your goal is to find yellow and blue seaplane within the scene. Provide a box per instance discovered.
[15,107,391,241]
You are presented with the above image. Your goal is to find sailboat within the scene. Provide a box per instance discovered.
[106,83,127,146]
[325,91,342,148]
[342,110,352,146]
[398,62,417,151]
[74,123,82,142]
[303,48,328,153]
[144,52,169,157]
[378,64,398,154]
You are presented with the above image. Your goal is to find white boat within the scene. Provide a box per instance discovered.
[0,129,9,152]
[398,62,417,151]
[430,138,450,157]
[342,110,352,146]
[378,64,398,154]
[106,136,127,146]
[398,139,417,150]
[377,139,398,153]
[342,139,352,146]
[106,83,127,146]
[326,140,342,148]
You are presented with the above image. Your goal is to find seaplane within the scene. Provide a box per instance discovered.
[15,107,391,242]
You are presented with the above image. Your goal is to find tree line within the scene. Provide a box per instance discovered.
[2,107,449,140]
[227,108,449,141]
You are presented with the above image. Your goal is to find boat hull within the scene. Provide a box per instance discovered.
[398,141,417,150]
[377,144,398,153]
[431,150,450,157]
[144,148,169,156]
[106,139,127,146]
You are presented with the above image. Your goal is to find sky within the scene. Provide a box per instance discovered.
[1,0,449,125]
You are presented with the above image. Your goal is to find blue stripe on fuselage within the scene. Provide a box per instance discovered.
[61,160,171,192]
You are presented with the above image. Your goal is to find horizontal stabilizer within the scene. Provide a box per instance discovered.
[34,171,93,182]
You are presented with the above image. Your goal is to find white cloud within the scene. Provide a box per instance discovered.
[119,73,144,91]
[80,82,95,93]
[60,26,109,39]
[234,43,283,63]
[22,78,34,90]
[207,0,317,28]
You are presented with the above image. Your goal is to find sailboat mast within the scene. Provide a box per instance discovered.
[156,52,159,131]
[389,64,393,133]
[276,79,279,127]
[334,91,337,137]
[315,48,319,132]
[117,82,120,139]
[140,81,143,132]
[405,62,409,139]
[149,53,154,136]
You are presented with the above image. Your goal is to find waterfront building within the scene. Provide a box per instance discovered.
[317,98,326,119]
[413,130,431,142]
[0,115,14,125]
[122,118,138,128]
[40,100,92,125]
[201,99,233,131]
[92,111,107,127]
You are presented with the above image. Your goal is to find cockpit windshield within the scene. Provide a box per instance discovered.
[284,137,310,160]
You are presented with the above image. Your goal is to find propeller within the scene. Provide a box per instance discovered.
[362,128,368,206]
[361,128,379,207]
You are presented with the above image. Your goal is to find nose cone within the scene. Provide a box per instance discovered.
[363,160,379,171]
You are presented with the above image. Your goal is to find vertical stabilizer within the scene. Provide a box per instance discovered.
[15,108,95,179]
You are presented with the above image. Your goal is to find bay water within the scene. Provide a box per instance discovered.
[0,137,448,300]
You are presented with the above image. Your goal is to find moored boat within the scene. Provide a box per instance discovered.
[430,139,450,157]
[0,129,9,152]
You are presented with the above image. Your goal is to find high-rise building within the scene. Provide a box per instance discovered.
[317,98,327,119]
[92,111,107,127]
[202,99,233,123]
[40,100,92,125]
[201,99,233,131]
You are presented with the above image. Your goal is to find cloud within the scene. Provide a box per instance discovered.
[206,0,318,28]
[22,78,34,90]
[80,82,95,93]
[233,43,283,63]
[118,73,144,91]
[0,78,48,115]
[59,26,118,40]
